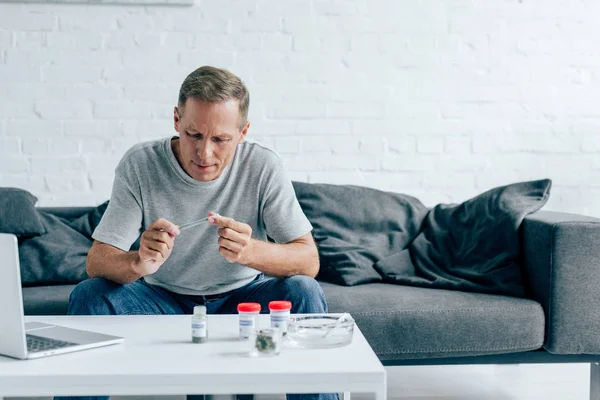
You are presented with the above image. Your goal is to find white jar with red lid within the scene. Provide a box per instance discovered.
[268,300,292,334]
[237,302,261,340]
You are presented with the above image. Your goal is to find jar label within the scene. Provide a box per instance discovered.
[192,322,206,338]
[271,314,289,333]
[239,314,257,339]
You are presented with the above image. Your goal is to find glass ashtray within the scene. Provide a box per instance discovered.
[285,314,354,349]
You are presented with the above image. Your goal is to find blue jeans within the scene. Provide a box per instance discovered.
[55,275,338,400]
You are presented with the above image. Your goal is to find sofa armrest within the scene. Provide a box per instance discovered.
[522,210,600,354]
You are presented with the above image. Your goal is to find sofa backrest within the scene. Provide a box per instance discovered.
[37,207,96,220]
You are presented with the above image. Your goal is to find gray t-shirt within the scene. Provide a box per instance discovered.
[92,137,312,296]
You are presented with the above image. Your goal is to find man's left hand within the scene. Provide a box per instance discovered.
[208,211,255,265]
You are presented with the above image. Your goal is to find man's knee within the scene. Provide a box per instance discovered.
[282,275,322,296]
[68,278,121,316]
[280,275,327,314]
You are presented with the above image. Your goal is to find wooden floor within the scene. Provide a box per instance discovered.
[9,363,590,400]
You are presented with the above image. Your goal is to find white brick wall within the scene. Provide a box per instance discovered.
[0,0,599,216]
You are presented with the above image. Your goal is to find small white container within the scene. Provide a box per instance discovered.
[268,300,292,334]
[191,305,207,343]
[237,302,261,340]
[251,328,281,357]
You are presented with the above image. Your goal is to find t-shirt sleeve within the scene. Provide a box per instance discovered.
[92,172,143,251]
[261,160,313,244]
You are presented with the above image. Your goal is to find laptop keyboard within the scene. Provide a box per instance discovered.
[26,334,77,353]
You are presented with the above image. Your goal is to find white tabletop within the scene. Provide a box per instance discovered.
[0,314,386,398]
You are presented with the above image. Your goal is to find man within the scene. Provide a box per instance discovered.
[63,66,336,400]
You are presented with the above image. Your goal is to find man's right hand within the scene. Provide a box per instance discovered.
[135,218,180,276]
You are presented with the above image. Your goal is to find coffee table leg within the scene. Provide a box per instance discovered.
[375,383,387,400]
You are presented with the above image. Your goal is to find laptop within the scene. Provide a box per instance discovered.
[0,233,124,360]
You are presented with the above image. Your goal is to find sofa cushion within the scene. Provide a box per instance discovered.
[67,201,109,236]
[319,281,545,361]
[0,187,46,238]
[292,181,428,286]
[22,284,75,315]
[380,179,552,298]
[19,202,109,286]
[296,179,551,298]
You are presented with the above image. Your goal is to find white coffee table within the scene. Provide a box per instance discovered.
[0,314,386,400]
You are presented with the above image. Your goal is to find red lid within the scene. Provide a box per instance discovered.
[268,300,292,311]
[237,302,261,313]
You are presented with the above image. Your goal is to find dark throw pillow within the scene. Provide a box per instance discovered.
[376,179,552,297]
[292,181,429,286]
[19,201,110,286]
[68,201,109,237]
[0,187,46,238]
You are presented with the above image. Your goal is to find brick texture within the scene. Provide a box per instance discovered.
[0,0,599,216]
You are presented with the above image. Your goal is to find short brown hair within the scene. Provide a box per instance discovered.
[178,66,250,130]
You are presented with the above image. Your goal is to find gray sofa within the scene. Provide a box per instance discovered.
[20,205,600,396]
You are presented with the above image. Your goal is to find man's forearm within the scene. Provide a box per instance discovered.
[244,239,319,278]
[87,242,143,285]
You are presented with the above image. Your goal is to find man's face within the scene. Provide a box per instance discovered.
[174,98,249,182]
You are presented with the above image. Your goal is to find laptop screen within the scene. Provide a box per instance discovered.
[0,233,29,359]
